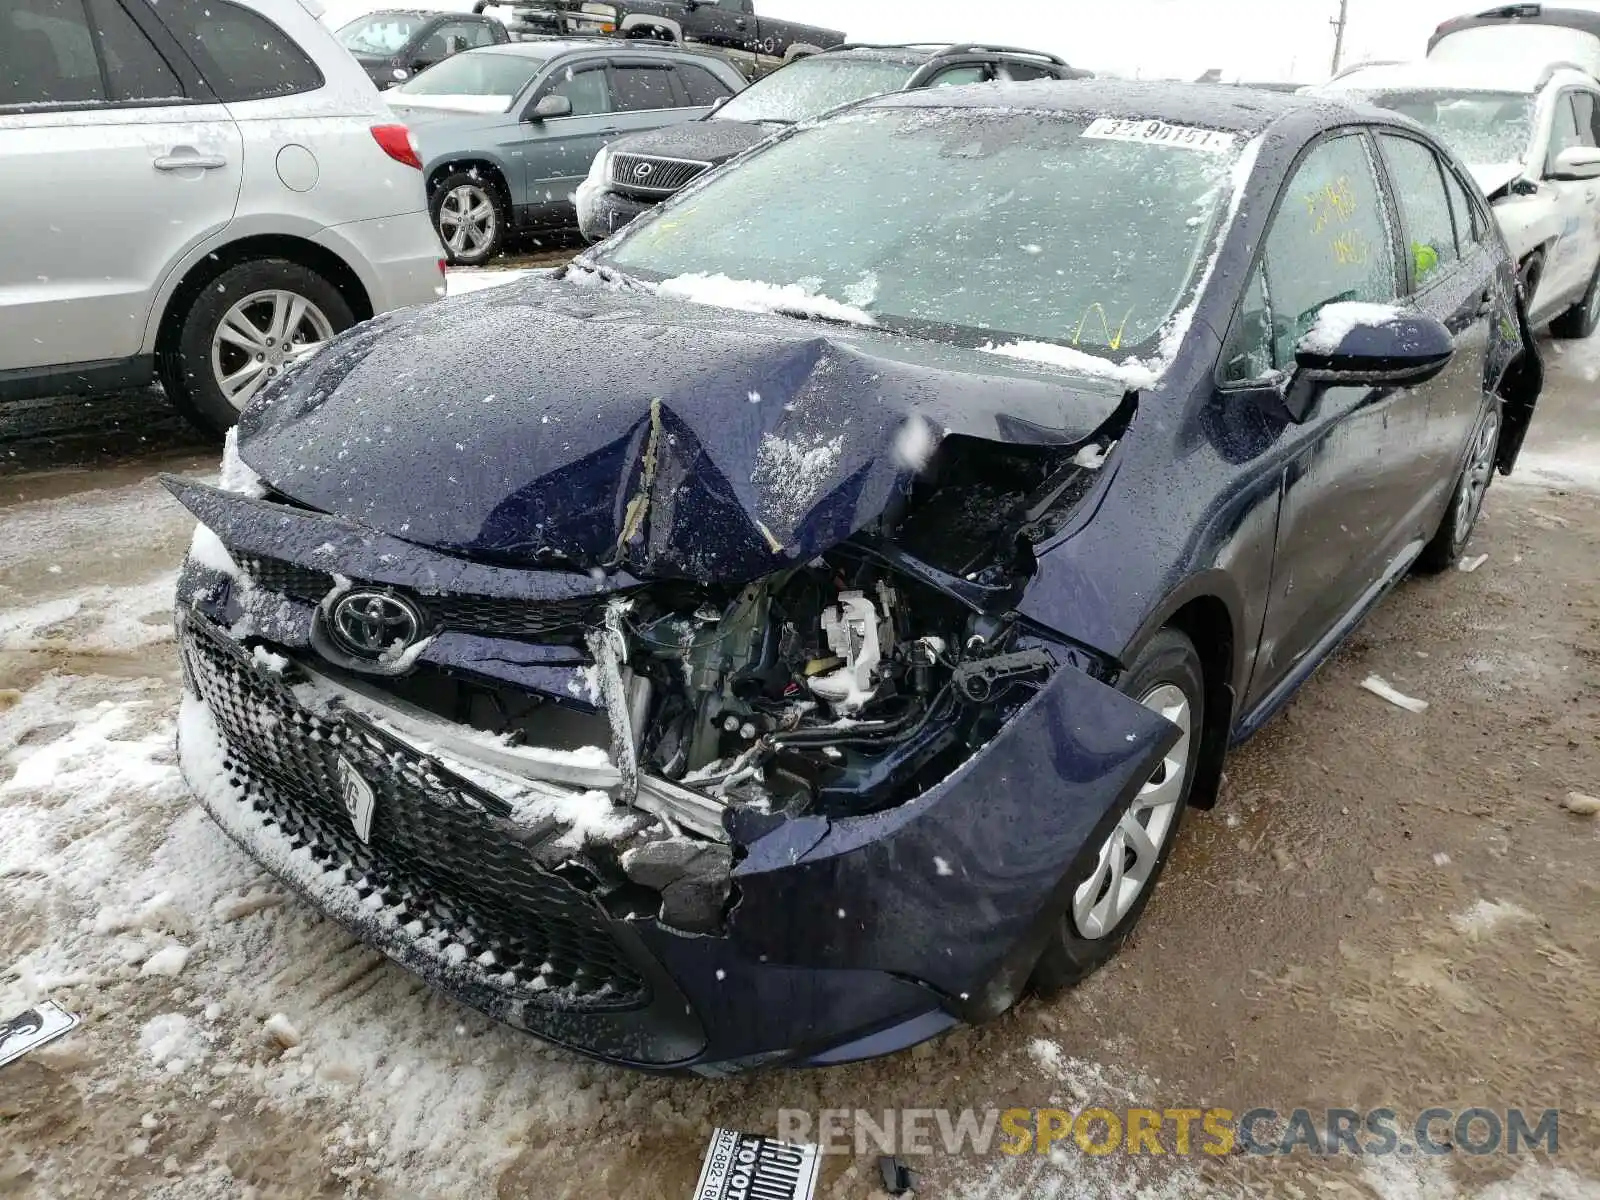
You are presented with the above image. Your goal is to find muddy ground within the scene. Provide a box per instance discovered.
[0,299,1597,1200]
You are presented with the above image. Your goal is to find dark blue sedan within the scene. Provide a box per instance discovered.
[167,81,1541,1074]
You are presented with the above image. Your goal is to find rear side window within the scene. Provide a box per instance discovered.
[612,65,677,111]
[1379,134,1460,288]
[998,61,1059,81]
[1442,165,1482,251]
[678,62,733,106]
[927,64,992,87]
[149,0,323,101]
[1,0,104,107]
[87,0,184,102]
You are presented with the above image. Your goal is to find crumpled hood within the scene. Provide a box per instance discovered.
[607,119,774,167]
[1467,160,1527,199]
[236,274,1125,582]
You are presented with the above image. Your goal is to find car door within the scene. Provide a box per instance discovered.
[520,59,620,215]
[1539,88,1600,302]
[0,0,242,377]
[688,0,753,56]
[1221,131,1432,706]
[1376,132,1497,507]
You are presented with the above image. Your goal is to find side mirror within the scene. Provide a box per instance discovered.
[530,93,573,120]
[1550,144,1600,180]
[446,35,468,55]
[1254,304,1456,424]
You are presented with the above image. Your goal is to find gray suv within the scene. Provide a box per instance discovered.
[576,43,1088,241]
[388,41,748,264]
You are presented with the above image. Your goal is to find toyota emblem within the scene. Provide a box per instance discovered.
[633,162,655,179]
[328,589,424,659]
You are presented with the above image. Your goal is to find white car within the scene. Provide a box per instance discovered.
[0,0,445,435]
[1321,60,1600,336]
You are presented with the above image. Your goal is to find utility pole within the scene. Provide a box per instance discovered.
[1330,0,1350,75]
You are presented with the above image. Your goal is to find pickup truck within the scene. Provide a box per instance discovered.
[472,0,845,78]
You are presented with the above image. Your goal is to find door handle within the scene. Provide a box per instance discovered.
[154,154,227,171]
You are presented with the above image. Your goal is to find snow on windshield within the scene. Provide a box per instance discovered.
[714,56,916,124]
[1351,90,1535,166]
[336,13,422,55]
[598,107,1254,382]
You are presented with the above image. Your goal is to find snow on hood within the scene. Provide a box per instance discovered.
[233,274,1127,582]
[1467,160,1527,198]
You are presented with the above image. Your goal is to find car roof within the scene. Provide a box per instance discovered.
[1432,4,1600,49]
[1321,57,1591,93]
[816,42,1068,68]
[859,78,1349,135]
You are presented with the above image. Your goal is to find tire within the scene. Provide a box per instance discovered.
[1549,258,1600,339]
[1417,400,1502,573]
[160,258,353,438]
[1030,628,1206,995]
[431,171,508,266]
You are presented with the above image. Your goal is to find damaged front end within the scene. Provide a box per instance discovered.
[167,297,1180,1071]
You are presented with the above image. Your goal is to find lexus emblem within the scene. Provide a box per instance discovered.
[328,589,424,659]
[633,161,655,179]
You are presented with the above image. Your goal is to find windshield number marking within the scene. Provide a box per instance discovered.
[1082,118,1238,154]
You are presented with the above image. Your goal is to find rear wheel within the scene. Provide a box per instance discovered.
[1031,628,1205,994]
[1550,258,1600,339]
[1418,401,1501,572]
[431,171,507,266]
[161,258,352,437]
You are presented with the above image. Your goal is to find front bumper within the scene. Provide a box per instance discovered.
[169,487,1176,1073]
[576,187,655,244]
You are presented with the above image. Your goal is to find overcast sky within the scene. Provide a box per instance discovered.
[321,0,1600,83]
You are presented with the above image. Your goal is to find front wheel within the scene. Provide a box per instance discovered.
[1550,257,1600,339]
[1030,628,1205,995]
[1418,401,1501,572]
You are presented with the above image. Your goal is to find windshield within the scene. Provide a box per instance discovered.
[391,50,546,112]
[337,13,423,55]
[598,108,1247,356]
[1353,89,1535,165]
[715,56,916,124]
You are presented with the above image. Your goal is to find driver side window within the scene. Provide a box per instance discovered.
[1222,134,1399,381]
[547,65,611,116]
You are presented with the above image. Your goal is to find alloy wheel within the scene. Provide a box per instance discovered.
[1072,682,1192,940]
[210,289,334,412]
[438,183,497,259]
[1453,407,1501,549]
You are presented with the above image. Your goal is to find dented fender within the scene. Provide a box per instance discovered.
[726,663,1179,1005]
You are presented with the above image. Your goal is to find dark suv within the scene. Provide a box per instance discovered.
[577,42,1088,241]
[335,10,510,90]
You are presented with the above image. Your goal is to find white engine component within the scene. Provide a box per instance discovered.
[808,591,882,714]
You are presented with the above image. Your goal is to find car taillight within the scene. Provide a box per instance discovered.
[371,124,421,170]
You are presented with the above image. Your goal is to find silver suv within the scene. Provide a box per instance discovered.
[0,0,445,435]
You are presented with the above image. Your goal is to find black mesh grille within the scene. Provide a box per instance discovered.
[183,622,648,1010]
[237,554,333,600]
[235,554,605,645]
[608,152,711,197]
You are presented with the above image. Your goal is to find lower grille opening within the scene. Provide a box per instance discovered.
[183,621,649,1011]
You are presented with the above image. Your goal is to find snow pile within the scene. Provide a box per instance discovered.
[982,339,1160,390]
[1300,301,1406,355]
[657,272,876,326]
[0,573,177,654]
[445,268,534,297]
[218,427,265,498]
[1449,898,1534,940]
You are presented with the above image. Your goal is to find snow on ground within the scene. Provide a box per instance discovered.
[444,268,534,297]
